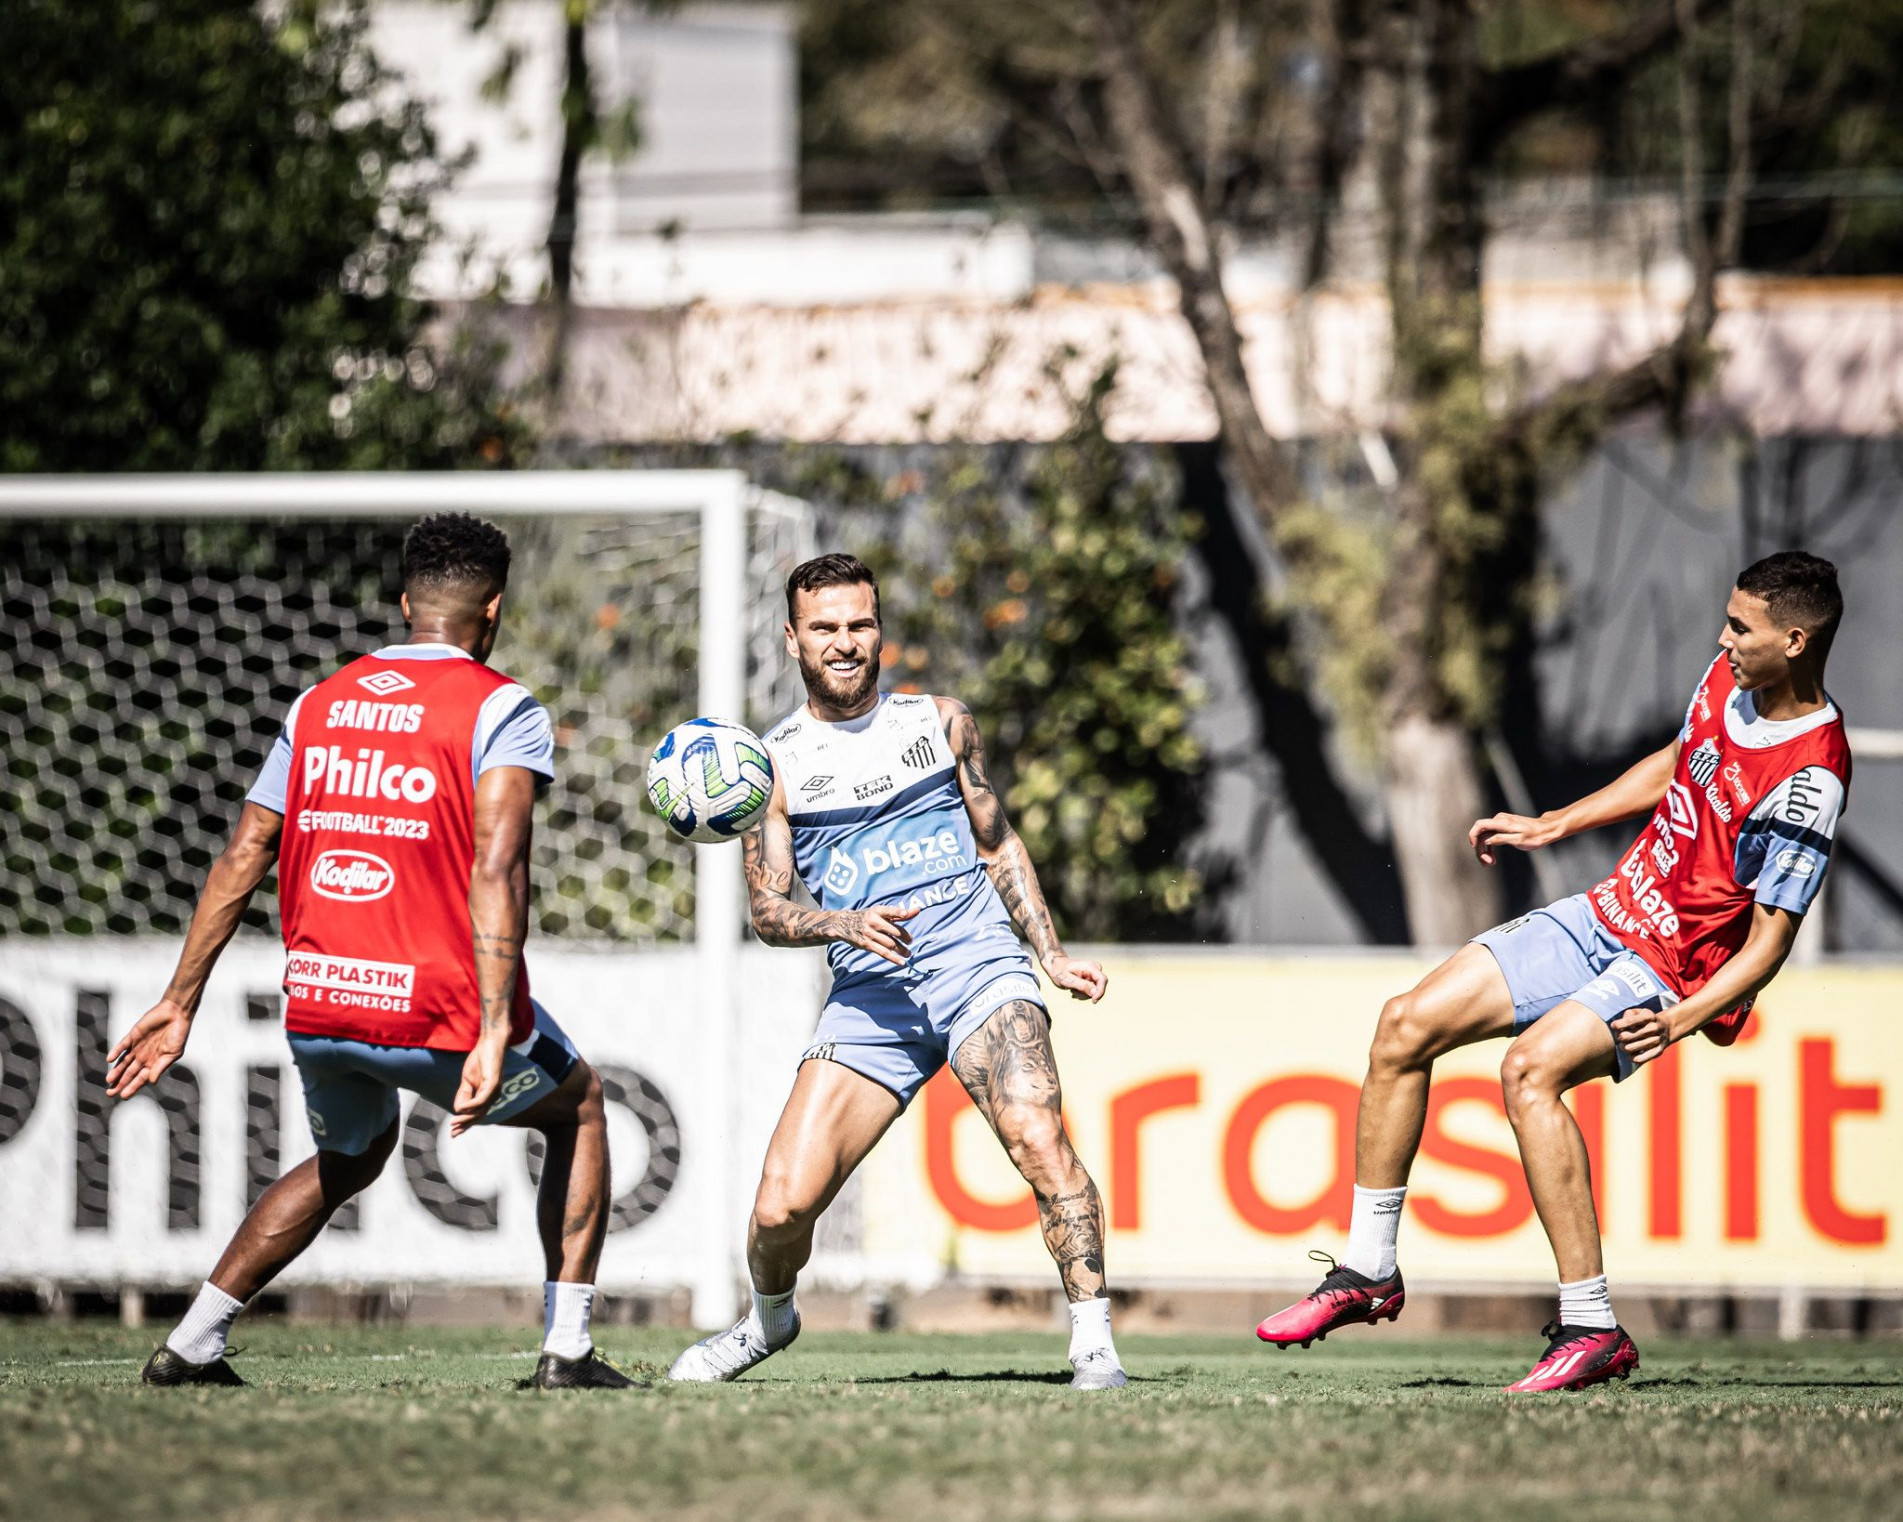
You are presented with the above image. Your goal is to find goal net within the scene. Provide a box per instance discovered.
[0,472,813,944]
[0,472,817,1322]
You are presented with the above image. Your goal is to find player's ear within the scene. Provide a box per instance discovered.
[400,591,412,626]
[1785,624,1808,659]
[783,620,798,659]
[484,589,505,625]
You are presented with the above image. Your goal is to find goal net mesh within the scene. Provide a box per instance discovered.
[0,501,809,942]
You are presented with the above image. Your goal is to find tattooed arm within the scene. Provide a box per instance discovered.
[938,697,1107,1004]
[455,764,538,1135]
[745,770,919,966]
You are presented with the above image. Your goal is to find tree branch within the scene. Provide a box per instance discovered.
[1477,0,1730,151]
[1492,0,1755,458]
[1177,443,1409,944]
[1084,0,1299,521]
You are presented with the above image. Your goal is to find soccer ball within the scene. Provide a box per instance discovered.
[645,717,774,843]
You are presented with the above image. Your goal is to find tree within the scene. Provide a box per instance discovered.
[801,0,1860,943]
[0,0,525,472]
[1084,0,1761,942]
[869,365,1218,940]
[462,0,645,405]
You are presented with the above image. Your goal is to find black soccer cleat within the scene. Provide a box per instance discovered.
[141,1346,247,1387]
[531,1347,643,1390]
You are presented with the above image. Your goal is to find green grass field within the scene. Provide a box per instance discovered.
[3,1321,1901,1521]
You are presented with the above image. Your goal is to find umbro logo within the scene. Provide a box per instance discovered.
[801,774,835,798]
[900,737,934,770]
[357,668,416,697]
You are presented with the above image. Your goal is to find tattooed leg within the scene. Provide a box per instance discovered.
[951,1000,1109,1302]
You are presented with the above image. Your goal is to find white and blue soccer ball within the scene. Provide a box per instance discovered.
[645,717,774,843]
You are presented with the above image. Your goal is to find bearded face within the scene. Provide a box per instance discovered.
[785,580,882,716]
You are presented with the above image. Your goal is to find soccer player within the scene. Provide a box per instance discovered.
[667,554,1126,1389]
[107,514,634,1391]
[1255,552,1851,1392]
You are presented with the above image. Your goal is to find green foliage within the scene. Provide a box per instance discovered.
[858,367,1213,940]
[0,0,527,472]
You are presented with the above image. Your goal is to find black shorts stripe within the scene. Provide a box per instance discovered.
[528,1032,578,1089]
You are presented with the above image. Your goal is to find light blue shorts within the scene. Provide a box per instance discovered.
[803,953,1047,1108]
[287,1000,581,1155]
[1472,894,1678,1083]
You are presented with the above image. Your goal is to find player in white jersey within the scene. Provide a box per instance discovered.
[669,554,1126,1389]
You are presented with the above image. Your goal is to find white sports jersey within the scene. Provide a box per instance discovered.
[764,693,1021,987]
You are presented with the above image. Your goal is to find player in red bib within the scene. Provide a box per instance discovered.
[107,515,633,1390]
[1255,552,1851,1391]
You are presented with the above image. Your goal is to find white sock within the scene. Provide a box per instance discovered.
[543,1281,596,1359]
[1067,1297,1118,1364]
[1558,1274,1616,1331]
[1343,1184,1407,1279]
[752,1286,798,1346]
[165,1282,244,1365]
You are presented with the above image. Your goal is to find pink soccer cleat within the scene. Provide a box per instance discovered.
[1506,1322,1640,1393]
[1255,1251,1406,1348]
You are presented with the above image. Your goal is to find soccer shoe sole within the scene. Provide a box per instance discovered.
[1256,1288,1406,1349]
[140,1347,247,1387]
[1507,1341,1641,1394]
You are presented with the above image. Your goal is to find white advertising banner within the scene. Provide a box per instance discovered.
[0,939,825,1324]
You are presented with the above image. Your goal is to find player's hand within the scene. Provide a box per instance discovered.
[835,905,920,967]
[106,999,194,1100]
[1044,953,1107,1003]
[1469,812,1563,866]
[451,1036,508,1136]
[1611,1006,1674,1067]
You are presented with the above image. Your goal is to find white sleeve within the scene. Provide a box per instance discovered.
[473,684,556,789]
[244,689,311,815]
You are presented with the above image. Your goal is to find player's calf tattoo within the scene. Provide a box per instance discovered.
[1039,1181,1109,1302]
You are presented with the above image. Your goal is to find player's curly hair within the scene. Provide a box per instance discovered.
[1736,550,1842,657]
[401,512,512,598]
[786,552,879,620]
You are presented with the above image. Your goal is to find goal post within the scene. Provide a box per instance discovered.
[0,471,815,1326]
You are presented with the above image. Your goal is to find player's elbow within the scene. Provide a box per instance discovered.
[748,899,792,946]
[469,852,530,906]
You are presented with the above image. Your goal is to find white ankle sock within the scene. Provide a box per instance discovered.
[752,1286,798,1346]
[166,1282,244,1365]
[543,1281,597,1359]
[1558,1274,1616,1331]
[1067,1297,1117,1364]
[1343,1185,1407,1279]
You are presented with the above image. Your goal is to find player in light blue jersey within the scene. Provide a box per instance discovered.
[669,554,1125,1390]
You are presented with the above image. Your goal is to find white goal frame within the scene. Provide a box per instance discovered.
[0,470,806,1322]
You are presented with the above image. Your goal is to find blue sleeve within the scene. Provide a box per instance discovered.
[245,691,308,815]
[476,692,556,791]
[1737,765,1845,915]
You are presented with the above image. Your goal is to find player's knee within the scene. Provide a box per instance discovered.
[1499,1044,1558,1115]
[997,1106,1070,1191]
[571,1061,606,1128]
[1370,992,1437,1072]
[319,1120,396,1203]
[751,1174,818,1242]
